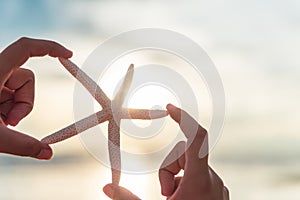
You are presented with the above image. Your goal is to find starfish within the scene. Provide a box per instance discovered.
[41,58,168,186]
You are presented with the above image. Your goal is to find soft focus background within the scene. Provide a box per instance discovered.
[1,0,300,199]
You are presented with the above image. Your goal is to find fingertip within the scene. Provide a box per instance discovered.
[161,186,173,197]
[166,103,181,123]
[6,106,32,126]
[54,48,73,59]
[5,112,19,127]
[159,170,176,196]
[166,103,175,111]
[36,144,53,160]
[6,113,23,126]
[103,184,114,198]
[64,49,73,58]
[166,103,180,114]
[0,127,53,160]
[7,120,18,126]
[103,184,141,200]
[48,41,73,58]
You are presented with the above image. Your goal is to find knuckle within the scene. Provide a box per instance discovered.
[196,127,208,140]
[223,186,229,193]
[23,101,34,113]
[223,186,230,199]
[17,37,30,47]
[21,68,35,80]
[14,68,35,85]
[199,127,208,136]
[218,178,225,188]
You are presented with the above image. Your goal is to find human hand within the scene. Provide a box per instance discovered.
[0,37,72,159]
[158,104,229,200]
[103,184,141,200]
[103,104,229,200]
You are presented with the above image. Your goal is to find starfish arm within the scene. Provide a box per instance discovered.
[41,110,109,144]
[108,119,121,185]
[113,64,134,106]
[59,58,111,108]
[121,108,168,119]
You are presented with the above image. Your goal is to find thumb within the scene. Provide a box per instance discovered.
[103,184,141,200]
[0,125,53,160]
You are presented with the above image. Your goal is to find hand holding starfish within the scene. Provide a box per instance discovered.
[103,104,230,200]
[0,37,72,160]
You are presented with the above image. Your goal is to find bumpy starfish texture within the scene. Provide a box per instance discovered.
[41,58,168,185]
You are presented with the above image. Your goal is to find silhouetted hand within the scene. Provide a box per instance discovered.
[103,184,141,200]
[0,37,72,159]
[103,104,229,199]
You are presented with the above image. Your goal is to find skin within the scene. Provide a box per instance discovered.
[103,104,229,200]
[0,37,72,160]
[0,38,229,199]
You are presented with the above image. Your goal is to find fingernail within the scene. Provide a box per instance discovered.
[65,50,73,58]
[166,103,177,111]
[37,148,53,160]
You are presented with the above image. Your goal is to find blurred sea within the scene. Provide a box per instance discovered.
[1,0,300,199]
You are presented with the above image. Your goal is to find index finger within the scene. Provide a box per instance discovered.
[166,104,209,165]
[0,37,73,76]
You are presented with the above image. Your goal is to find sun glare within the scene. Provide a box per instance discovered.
[127,84,178,127]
